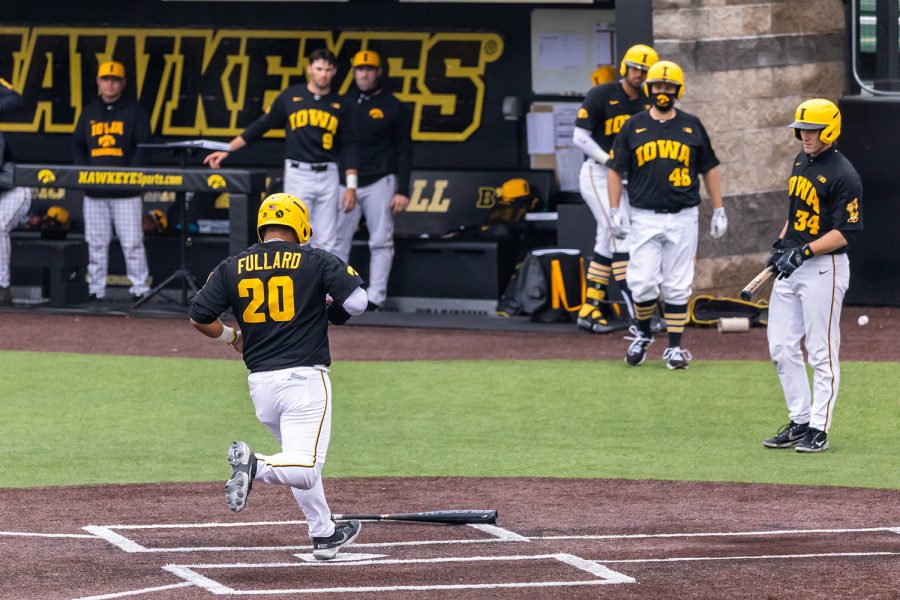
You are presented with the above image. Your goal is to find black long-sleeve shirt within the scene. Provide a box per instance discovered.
[72,95,151,198]
[240,84,358,169]
[342,88,412,195]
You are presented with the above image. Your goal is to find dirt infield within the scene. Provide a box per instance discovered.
[2,478,898,599]
[0,304,898,361]
[2,309,899,598]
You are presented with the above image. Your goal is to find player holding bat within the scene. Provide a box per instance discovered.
[762,99,863,453]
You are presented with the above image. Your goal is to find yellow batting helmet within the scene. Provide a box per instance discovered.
[257,193,312,244]
[352,50,381,69]
[619,44,658,76]
[643,60,685,99]
[788,99,841,143]
[591,65,618,86]
[498,178,531,204]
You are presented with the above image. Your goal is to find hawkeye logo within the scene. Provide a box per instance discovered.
[577,108,588,119]
[407,179,451,213]
[207,174,227,189]
[347,265,359,277]
[98,134,116,148]
[817,175,827,183]
[369,108,384,120]
[847,198,859,223]
[37,169,56,184]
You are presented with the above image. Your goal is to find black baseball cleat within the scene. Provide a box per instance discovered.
[312,520,362,560]
[762,421,809,448]
[0,286,11,306]
[624,325,654,366]
[662,346,692,369]
[795,427,829,453]
[225,441,258,512]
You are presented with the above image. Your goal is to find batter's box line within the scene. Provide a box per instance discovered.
[162,553,635,595]
[82,521,528,554]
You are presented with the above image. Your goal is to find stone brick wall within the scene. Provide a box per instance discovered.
[652,0,846,295]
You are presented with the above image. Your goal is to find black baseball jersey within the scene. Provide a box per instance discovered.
[241,84,358,168]
[575,81,649,153]
[190,240,363,372]
[609,110,719,212]
[72,96,151,198]
[342,89,412,195]
[782,147,863,254]
[0,78,24,193]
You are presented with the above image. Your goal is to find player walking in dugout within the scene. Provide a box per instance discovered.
[573,44,658,333]
[204,49,359,254]
[0,78,31,306]
[72,61,152,305]
[334,50,412,310]
[762,99,862,453]
[190,192,367,559]
[607,60,728,369]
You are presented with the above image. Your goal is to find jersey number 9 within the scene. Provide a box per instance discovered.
[238,276,295,323]
[322,133,333,150]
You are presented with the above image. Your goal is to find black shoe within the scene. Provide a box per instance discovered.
[762,421,809,448]
[0,286,11,306]
[662,346,692,369]
[312,520,362,560]
[366,301,382,312]
[624,325,654,366]
[795,427,829,453]
[225,441,257,513]
[87,294,108,312]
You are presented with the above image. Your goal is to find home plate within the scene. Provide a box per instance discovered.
[294,552,388,563]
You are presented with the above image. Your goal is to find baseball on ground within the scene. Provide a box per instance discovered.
[857,315,869,326]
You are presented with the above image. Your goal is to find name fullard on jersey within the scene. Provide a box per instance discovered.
[288,109,339,134]
[788,175,820,214]
[238,251,303,274]
[635,139,691,167]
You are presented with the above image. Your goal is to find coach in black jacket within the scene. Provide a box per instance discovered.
[72,61,151,304]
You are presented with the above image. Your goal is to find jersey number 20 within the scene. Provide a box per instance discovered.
[239,277,295,322]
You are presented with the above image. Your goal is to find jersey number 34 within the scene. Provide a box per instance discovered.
[793,209,820,235]
[239,277,295,322]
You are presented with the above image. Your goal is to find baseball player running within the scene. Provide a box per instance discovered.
[573,44,657,333]
[762,99,862,453]
[72,61,151,304]
[0,78,30,306]
[334,50,412,309]
[190,192,367,559]
[205,49,359,254]
[607,61,728,369]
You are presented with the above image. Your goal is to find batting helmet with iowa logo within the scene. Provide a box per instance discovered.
[619,44,658,76]
[643,60,685,99]
[257,193,312,244]
[788,99,841,143]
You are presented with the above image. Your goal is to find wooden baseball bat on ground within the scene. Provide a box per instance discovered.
[740,266,774,301]
[332,509,498,524]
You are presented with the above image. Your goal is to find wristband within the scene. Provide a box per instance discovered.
[217,325,238,345]
[346,173,358,190]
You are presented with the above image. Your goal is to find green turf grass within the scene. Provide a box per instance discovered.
[1,351,897,489]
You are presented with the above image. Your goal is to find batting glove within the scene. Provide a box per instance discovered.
[764,238,786,269]
[710,207,728,239]
[775,244,814,280]
[609,207,630,240]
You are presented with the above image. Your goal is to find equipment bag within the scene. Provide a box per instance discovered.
[688,295,768,327]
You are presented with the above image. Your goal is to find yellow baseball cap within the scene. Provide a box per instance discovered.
[352,51,381,69]
[98,61,125,79]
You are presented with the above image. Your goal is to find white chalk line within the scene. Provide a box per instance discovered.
[163,553,634,594]
[536,526,900,542]
[105,519,309,530]
[71,581,193,600]
[0,531,99,539]
[597,551,900,564]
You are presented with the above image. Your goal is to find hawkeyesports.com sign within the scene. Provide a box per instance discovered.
[0,27,503,142]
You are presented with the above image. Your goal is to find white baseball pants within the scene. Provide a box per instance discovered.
[335,174,395,306]
[83,195,150,297]
[767,254,849,432]
[626,206,698,305]
[283,160,340,254]
[0,187,31,288]
[579,159,631,256]
[248,366,335,539]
